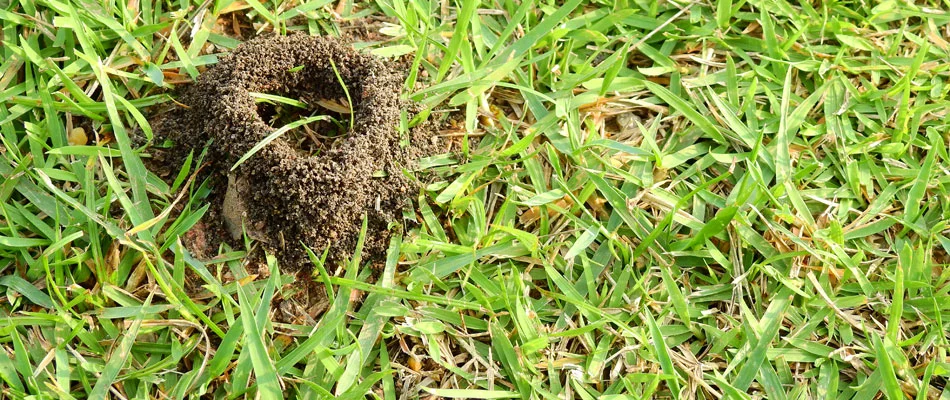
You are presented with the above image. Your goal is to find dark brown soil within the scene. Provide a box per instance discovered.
[152,34,436,271]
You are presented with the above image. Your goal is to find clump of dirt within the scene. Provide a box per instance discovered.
[152,34,437,270]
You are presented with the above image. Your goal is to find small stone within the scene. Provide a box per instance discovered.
[68,127,87,146]
[222,173,267,242]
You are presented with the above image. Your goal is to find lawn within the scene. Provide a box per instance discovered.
[1,0,950,398]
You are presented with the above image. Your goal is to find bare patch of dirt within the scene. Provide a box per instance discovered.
[152,34,437,271]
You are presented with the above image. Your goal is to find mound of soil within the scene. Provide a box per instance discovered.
[152,34,434,270]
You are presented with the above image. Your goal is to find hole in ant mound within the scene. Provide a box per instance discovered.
[252,92,354,158]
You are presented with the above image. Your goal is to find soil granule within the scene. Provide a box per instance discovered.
[152,34,434,270]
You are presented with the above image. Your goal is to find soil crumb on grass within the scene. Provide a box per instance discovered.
[152,34,436,271]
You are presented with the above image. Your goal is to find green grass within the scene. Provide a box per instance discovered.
[2,0,950,398]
